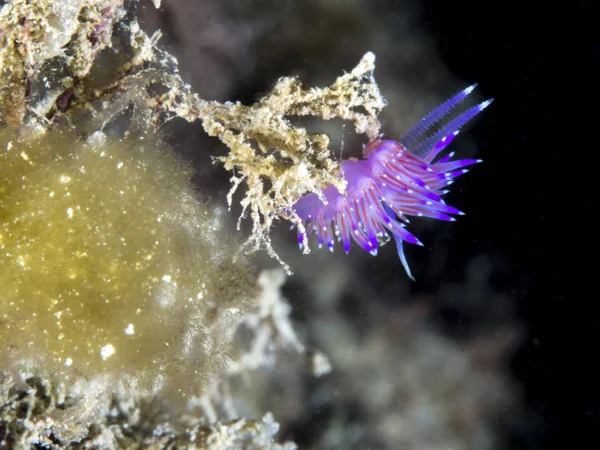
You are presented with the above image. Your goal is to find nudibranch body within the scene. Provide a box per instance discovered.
[293,84,492,280]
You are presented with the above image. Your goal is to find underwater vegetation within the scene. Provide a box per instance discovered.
[0,129,253,397]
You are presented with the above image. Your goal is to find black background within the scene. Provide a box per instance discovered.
[422,2,597,448]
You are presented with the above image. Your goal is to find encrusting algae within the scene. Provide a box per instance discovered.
[0,129,254,398]
[0,0,396,446]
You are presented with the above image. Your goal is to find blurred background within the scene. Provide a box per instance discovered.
[135,1,595,449]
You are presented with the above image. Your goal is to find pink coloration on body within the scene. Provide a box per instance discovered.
[292,85,493,280]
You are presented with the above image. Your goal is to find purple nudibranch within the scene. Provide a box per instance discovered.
[292,84,493,280]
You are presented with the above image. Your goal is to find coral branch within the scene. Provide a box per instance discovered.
[154,51,387,271]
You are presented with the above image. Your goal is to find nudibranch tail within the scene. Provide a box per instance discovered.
[292,84,492,280]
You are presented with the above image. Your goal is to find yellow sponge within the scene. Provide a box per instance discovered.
[0,130,253,397]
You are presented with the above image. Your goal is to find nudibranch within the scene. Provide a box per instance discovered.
[292,84,492,280]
